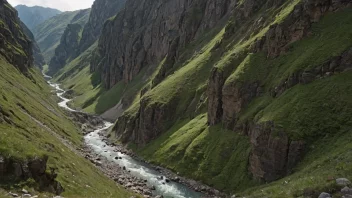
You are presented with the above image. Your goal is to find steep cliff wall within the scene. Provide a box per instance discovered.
[49,0,352,195]
[20,21,46,69]
[207,0,351,182]
[79,0,126,53]
[92,0,236,89]
[48,0,126,76]
[98,0,352,194]
[0,0,33,72]
[33,10,87,62]
[47,9,90,75]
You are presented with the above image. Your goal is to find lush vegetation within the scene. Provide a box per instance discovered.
[136,114,258,192]
[0,56,135,197]
[129,5,352,197]
[50,0,352,196]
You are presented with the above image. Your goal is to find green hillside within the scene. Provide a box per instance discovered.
[44,0,352,197]
[0,57,135,197]
[0,1,135,197]
[33,9,90,62]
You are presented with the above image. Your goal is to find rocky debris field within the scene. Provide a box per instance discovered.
[318,178,352,198]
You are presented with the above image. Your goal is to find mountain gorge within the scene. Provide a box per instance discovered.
[32,9,90,63]
[1,0,352,197]
[0,0,137,197]
[61,0,352,196]
[47,0,126,76]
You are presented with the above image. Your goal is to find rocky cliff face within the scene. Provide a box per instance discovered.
[247,121,306,182]
[49,0,126,76]
[0,0,33,73]
[79,0,126,53]
[20,21,46,69]
[0,155,64,195]
[207,0,351,181]
[48,23,83,75]
[92,0,236,89]
[104,0,352,185]
[111,0,290,146]
[47,9,90,75]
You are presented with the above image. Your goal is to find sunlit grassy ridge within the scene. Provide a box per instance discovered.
[0,56,135,197]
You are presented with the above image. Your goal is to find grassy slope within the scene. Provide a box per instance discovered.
[33,11,82,62]
[230,8,352,140]
[0,56,135,197]
[55,0,304,194]
[52,0,352,196]
[242,72,352,198]
[136,114,258,192]
[130,5,352,197]
[53,42,158,115]
[222,7,352,197]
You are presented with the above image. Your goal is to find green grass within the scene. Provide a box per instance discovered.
[122,4,352,197]
[216,7,352,196]
[134,28,225,118]
[224,8,352,140]
[0,56,136,197]
[258,71,352,140]
[33,10,90,62]
[136,114,258,193]
[54,42,160,115]
[226,8,352,89]
[42,1,352,197]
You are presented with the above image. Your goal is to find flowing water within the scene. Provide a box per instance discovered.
[47,78,203,198]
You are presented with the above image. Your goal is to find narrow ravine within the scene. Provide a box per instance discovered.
[45,76,204,198]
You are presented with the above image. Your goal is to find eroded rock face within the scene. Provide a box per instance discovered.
[79,0,126,53]
[0,155,64,195]
[115,97,177,145]
[254,0,352,58]
[92,0,236,89]
[222,81,261,131]
[48,9,90,75]
[48,23,83,75]
[110,0,350,184]
[207,0,351,182]
[207,68,225,125]
[248,122,305,182]
[20,21,46,69]
[0,0,33,72]
[210,2,352,122]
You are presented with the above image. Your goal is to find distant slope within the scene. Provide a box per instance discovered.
[15,5,61,30]
[33,9,90,62]
[0,1,135,197]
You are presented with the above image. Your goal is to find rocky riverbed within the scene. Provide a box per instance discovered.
[48,80,225,198]
[98,128,226,198]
